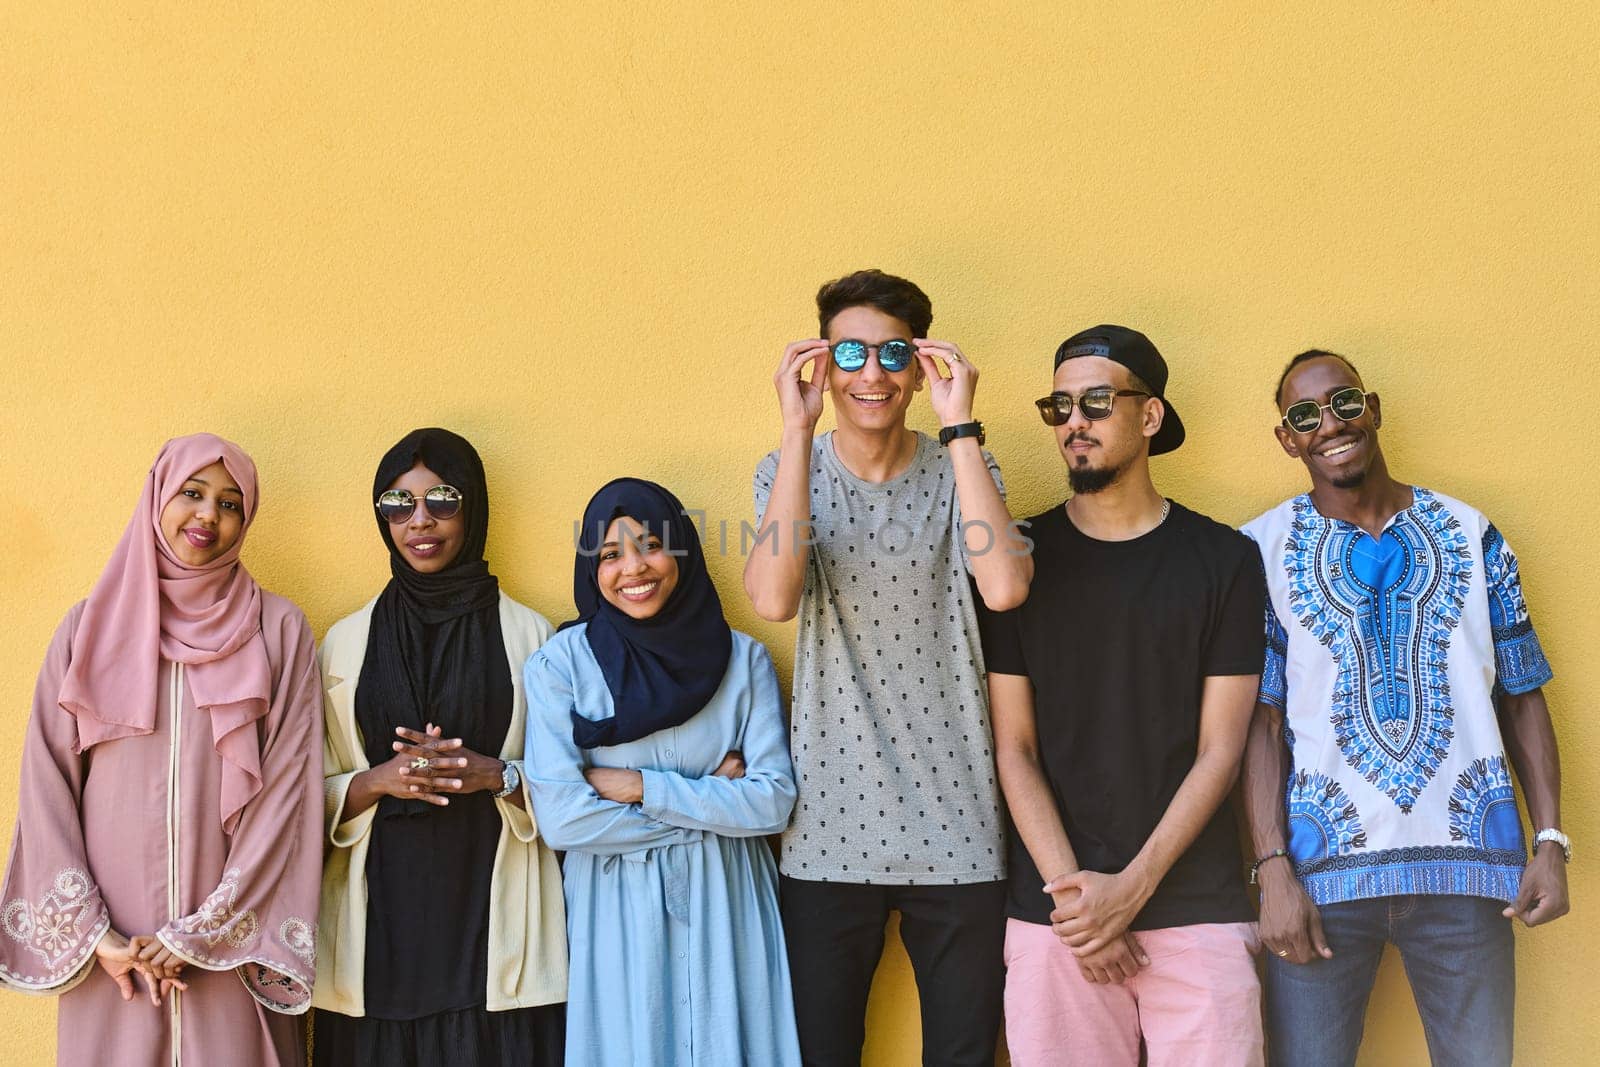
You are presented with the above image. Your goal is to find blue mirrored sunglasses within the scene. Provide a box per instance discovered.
[830,338,914,373]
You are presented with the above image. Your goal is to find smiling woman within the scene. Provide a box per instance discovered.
[0,433,324,1067]
[524,477,800,1066]
[157,462,246,566]
[312,427,567,1066]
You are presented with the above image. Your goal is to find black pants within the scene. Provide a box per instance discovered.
[780,875,1006,1067]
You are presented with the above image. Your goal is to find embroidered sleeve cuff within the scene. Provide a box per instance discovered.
[0,868,109,996]
[1493,622,1554,696]
[156,872,315,1015]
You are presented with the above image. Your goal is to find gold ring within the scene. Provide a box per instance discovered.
[410,757,429,771]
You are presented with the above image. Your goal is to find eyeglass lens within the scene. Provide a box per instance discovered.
[832,339,914,373]
[376,485,463,524]
[1035,389,1118,426]
[1284,387,1366,433]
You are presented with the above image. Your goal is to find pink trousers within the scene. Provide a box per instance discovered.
[1003,917,1264,1066]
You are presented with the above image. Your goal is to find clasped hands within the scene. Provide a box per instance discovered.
[585,750,746,804]
[383,723,507,806]
[94,929,188,1006]
[1042,869,1154,986]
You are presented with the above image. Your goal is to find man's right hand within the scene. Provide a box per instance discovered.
[774,340,829,433]
[1258,860,1332,963]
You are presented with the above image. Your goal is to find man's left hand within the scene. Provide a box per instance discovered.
[1503,842,1570,927]
[914,340,978,427]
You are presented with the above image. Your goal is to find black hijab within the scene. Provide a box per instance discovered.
[356,428,510,815]
[565,478,733,749]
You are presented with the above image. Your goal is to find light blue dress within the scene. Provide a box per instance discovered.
[523,626,802,1067]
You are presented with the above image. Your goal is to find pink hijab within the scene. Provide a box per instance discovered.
[57,433,271,833]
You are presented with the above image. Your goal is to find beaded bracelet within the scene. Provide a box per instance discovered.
[1248,848,1292,885]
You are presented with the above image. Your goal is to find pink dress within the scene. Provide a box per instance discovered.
[0,595,323,1066]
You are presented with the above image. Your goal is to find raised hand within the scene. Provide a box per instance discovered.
[912,340,979,427]
[773,339,830,433]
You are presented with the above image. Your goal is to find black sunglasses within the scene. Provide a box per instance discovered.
[376,485,463,524]
[1281,387,1371,434]
[1035,388,1151,426]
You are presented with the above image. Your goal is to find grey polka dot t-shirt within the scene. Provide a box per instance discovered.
[753,431,1006,885]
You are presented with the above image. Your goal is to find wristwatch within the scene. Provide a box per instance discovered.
[1533,828,1571,863]
[493,761,522,800]
[938,421,985,447]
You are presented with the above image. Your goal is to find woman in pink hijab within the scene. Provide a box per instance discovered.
[0,433,323,1066]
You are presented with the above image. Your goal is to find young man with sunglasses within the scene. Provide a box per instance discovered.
[744,268,1032,1066]
[1241,350,1568,1067]
[977,325,1267,1065]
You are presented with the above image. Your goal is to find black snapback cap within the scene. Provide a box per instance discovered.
[1052,324,1185,455]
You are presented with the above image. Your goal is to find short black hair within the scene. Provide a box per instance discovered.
[816,269,933,339]
[1274,349,1362,407]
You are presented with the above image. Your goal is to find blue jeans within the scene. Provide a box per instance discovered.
[1265,895,1513,1067]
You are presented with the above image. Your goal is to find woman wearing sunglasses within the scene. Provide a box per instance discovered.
[313,427,566,1066]
[0,434,323,1065]
[524,478,801,1067]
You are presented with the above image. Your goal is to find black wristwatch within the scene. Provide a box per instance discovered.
[939,421,985,447]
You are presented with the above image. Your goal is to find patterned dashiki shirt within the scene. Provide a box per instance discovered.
[1244,488,1553,905]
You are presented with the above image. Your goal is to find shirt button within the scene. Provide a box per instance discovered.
[664,749,674,757]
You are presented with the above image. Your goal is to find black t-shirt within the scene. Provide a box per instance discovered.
[977,501,1265,930]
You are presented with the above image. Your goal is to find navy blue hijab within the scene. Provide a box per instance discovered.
[564,478,732,749]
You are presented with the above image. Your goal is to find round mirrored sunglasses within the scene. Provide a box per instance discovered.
[376,485,463,524]
[1035,388,1151,426]
[831,338,914,373]
[1281,386,1370,434]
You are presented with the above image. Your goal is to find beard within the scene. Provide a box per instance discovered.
[1067,460,1124,494]
[1330,467,1368,490]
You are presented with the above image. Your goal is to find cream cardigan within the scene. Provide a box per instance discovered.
[312,592,567,1015]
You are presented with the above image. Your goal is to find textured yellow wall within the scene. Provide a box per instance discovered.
[2,3,1595,1063]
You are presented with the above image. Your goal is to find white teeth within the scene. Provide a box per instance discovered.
[621,582,658,596]
[413,542,439,550]
[855,393,890,401]
[1320,442,1356,457]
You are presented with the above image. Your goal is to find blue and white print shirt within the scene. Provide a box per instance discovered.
[1244,489,1553,906]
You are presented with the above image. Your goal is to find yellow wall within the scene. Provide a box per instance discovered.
[2,3,1595,1062]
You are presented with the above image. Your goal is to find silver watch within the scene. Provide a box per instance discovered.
[1533,828,1571,863]
[493,761,521,800]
